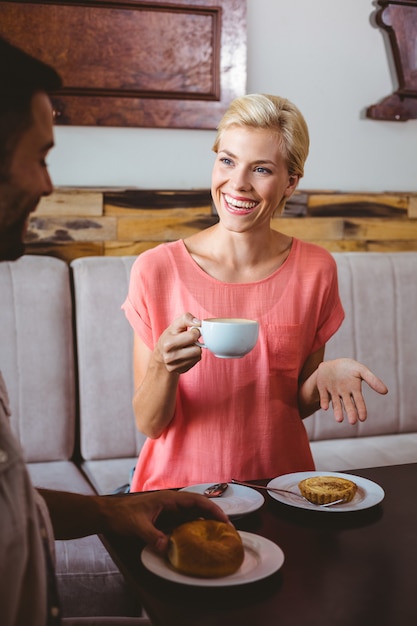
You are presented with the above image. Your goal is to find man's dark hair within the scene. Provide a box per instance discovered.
[0,36,62,178]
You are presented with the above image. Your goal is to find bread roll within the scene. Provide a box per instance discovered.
[298,475,357,505]
[167,520,244,578]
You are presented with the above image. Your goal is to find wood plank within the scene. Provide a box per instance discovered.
[104,241,161,256]
[307,193,408,217]
[104,189,212,212]
[366,240,417,252]
[24,242,104,263]
[308,193,408,207]
[37,189,103,217]
[105,205,213,219]
[311,240,417,252]
[272,217,346,240]
[341,218,417,240]
[117,214,217,241]
[27,216,117,242]
[408,195,417,218]
[310,241,368,252]
[283,192,308,216]
[272,217,417,241]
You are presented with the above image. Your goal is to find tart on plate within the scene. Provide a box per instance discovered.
[298,475,357,505]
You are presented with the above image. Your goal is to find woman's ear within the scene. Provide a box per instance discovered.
[285,174,300,197]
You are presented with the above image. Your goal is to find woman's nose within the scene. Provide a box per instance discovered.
[231,167,251,191]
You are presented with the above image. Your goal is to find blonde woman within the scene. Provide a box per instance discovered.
[123,94,387,492]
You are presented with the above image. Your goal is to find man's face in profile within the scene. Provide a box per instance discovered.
[0,91,54,261]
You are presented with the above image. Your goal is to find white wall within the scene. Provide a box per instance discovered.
[49,0,417,192]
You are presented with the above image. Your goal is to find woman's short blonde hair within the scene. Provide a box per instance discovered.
[212,93,310,178]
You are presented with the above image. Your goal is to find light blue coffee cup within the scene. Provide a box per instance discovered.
[193,318,259,359]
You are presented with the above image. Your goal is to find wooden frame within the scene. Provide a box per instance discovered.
[367,0,417,121]
[0,0,247,128]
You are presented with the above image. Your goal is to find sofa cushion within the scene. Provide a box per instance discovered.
[0,255,76,462]
[55,536,142,619]
[306,252,417,447]
[27,463,141,619]
[311,432,417,471]
[28,461,96,495]
[71,257,146,493]
[81,458,137,495]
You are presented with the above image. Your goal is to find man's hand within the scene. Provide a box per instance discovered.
[40,488,230,552]
[101,490,231,554]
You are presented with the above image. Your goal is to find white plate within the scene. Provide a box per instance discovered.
[267,471,385,512]
[141,531,284,587]
[179,483,264,518]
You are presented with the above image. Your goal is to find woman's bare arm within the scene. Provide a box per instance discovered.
[297,346,325,419]
[132,312,202,438]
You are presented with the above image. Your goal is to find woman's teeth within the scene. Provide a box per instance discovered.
[224,194,257,210]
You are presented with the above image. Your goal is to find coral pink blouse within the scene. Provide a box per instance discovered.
[122,238,344,491]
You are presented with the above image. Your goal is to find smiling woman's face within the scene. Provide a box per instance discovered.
[211,126,299,235]
[0,91,54,261]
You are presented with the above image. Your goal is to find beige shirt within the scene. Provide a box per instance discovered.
[0,371,59,626]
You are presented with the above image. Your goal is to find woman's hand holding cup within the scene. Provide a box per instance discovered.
[155,313,203,374]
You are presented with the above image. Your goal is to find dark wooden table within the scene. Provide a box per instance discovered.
[103,463,417,626]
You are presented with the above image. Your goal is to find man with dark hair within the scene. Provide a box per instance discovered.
[0,36,227,626]
[0,36,61,259]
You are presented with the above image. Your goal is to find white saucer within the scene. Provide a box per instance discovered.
[267,471,385,512]
[179,482,264,517]
[141,531,284,587]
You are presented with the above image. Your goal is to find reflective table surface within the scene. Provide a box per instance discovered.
[103,463,417,626]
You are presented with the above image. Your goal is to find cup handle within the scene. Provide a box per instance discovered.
[190,325,206,349]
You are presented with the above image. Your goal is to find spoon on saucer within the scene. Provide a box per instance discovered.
[203,482,229,498]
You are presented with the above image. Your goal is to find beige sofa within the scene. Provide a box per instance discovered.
[1,251,417,617]
[0,256,141,620]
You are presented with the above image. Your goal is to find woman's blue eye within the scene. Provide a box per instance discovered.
[220,157,233,166]
[255,166,270,174]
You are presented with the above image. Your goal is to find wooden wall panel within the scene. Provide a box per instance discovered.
[26,188,417,261]
[0,0,247,128]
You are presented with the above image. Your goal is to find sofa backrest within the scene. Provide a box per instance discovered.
[0,255,75,462]
[305,252,417,441]
[71,256,146,461]
[3,251,414,468]
[72,251,417,457]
